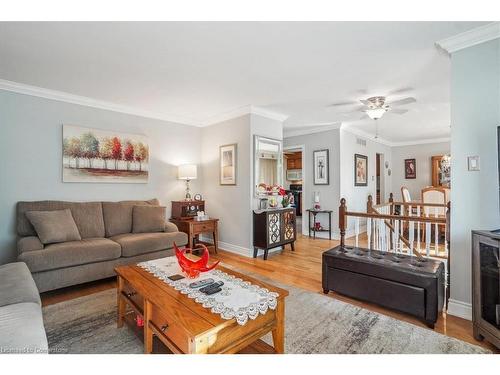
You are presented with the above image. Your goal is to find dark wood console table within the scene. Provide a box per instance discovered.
[307,209,333,240]
[253,208,296,260]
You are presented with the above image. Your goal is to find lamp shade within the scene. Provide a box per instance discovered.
[178,164,197,180]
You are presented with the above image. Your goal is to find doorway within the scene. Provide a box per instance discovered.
[283,145,305,235]
[376,153,385,204]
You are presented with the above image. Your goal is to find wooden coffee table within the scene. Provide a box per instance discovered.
[115,263,288,354]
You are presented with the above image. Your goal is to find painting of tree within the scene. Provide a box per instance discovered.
[63,125,149,183]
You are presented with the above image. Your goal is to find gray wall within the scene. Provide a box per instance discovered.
[200,115,252,254]
[391,142,450,201]
[0,90,202,265]
[449,39,500,318]
[284,129,341,236]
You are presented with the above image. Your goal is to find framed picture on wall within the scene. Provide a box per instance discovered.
[405,158,416,179]
[220,143,237,185]
[313,149,329,185]
[354,154,368,186]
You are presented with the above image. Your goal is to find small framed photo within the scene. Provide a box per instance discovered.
[468,156,480,171]
[405,158,416,179]
[354,154,368,186]
[313,149,329,185]
[220,143,237,185]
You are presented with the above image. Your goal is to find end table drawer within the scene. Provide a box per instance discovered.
[192,221,215,233]
[150,306,191,353]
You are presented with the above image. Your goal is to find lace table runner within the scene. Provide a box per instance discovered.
[138,257,279,326]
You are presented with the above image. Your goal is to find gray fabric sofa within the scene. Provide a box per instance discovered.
[16,199,188,292]
[0,262,48,354]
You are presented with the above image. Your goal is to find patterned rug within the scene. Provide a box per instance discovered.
[42,273,490,354]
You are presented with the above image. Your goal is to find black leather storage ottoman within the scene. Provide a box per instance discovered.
[322,246,445,328]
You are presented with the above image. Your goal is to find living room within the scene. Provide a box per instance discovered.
[1,2,499,373]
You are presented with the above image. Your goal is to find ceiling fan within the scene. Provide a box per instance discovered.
[329,94,417,138]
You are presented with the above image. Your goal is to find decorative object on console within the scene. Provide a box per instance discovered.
[178,164,197,200]
[405,158,416,179]
[313,149,329,185]
[193,193,203,201]
[171,200,205,220]
[220,143,237,185]
[63,124,149,183]
[174,243,219,278]
[253,207,296,260]
[354,154,368,186]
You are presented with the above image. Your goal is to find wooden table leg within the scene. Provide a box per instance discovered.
[117,276,125,328]
[144,300,153,354]
[272,300,285,353]
[188,233,193,250]
[213,226,218,253]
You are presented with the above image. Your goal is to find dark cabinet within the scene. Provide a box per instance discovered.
[253,208,296,260]
[472,230,500,349]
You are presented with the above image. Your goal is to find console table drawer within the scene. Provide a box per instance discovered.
[149,306,191,353]
[192,221,215,234]
[122,280,144,313]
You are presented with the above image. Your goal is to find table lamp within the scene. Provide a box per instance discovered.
[178,164,197,200]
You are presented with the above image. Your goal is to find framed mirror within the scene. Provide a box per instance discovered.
[254,135,283,197]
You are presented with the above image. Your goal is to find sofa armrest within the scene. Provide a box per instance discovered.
[164,221,179,233]
[17,236,44,254]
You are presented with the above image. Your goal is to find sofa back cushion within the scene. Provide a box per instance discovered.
[102,199,159,237]
[17,201,105,239]
[132,205,166,233]
[25,209,82,244]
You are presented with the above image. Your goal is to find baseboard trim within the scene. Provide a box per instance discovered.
[200,236,285,258]
[447,299,472,321]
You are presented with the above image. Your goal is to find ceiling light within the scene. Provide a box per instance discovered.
[366,108,386,120]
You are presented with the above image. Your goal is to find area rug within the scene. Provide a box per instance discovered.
[42,272,490,354]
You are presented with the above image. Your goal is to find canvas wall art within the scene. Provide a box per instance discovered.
[313,149,329,185]
[63,125,149,183]
[220,143,237,185]
[405,158,416,179]
[354,154,368,186]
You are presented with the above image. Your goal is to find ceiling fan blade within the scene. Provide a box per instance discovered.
[329,101,358,107]
[359,99,370,106]
[390,108,409,115]
[387,87,414,96]
[359,114,369,120]
[390,97,416,106]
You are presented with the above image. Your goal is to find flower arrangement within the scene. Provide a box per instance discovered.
[258,184,293,208]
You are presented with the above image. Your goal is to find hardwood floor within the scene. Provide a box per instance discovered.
[41,233,499,353]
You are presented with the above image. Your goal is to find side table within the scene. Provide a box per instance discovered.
[170,218,219,253]
[306,209,333,240]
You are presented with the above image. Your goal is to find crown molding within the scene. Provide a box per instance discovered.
[202,105,288,127]
[340,125,450,147]
[0,78,202,126]
[436,22,500,54]
[390,137,451,147]
[283,122,341,138]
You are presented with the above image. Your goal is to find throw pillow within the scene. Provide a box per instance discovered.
[132,205,166,233]
[25,209,82,244]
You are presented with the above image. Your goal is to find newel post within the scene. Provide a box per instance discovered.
[367,195,373,213]
[339,198,347,248]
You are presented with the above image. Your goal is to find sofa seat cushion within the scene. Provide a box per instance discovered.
[111,232,188,257]
[0,302,48,353]
[19,238,122,273]
[0,262,41,307]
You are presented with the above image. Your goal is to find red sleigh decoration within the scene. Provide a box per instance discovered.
[174,242,220,278]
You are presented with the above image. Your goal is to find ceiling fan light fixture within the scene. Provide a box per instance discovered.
[366,107,386,120]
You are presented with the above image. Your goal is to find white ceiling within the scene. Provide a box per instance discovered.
[0,21,488,142]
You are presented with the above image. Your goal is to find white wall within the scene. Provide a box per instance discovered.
[284,129,341,237]
[448,39,500,319]
[391,142,450,201]
[339,129,393,233]
[0,90,202,265]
